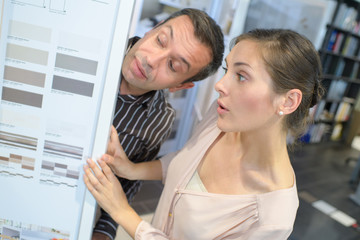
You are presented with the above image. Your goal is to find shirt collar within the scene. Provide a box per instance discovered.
[118,90,161,116]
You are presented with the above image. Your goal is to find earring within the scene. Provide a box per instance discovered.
[279,111,284,116]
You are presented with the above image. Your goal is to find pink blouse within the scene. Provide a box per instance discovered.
[135,102,299,239]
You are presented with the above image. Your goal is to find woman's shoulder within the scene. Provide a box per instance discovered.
[256,181,299,226]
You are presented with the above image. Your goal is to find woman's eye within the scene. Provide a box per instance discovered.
[222,66,227,74]
[237,74,246,81]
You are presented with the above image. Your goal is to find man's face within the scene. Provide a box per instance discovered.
[121,15,212,95]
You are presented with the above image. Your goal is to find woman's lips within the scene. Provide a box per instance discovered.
[217,100,229,114]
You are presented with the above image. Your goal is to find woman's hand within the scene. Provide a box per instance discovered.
[83,158,142,237]
[83,158,129,220]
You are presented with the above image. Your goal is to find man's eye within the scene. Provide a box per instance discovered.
[157,37,163,47]
[169,60,176,72]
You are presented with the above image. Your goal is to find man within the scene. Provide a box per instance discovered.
[92,8,224,240]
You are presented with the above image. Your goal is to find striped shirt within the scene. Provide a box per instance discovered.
[94,37,176,240]
[113,90,175,200]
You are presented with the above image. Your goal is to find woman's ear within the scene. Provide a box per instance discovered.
[281,89,302,115]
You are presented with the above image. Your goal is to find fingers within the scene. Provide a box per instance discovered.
[101,154,116,172]
[101,154,114,164]
[107,126,122,155]
[83,163,101,196]
[85,158,108,187]
[97,159,117,182]
[110,125,120,144]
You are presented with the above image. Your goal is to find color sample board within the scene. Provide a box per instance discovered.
[0,0,135,239]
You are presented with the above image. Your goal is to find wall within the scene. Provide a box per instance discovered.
[140,0,162,19]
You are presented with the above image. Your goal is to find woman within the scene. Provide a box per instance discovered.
[84,28,324,239]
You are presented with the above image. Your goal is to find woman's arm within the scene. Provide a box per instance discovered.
[83,158,170,239]
[83,158,142,238]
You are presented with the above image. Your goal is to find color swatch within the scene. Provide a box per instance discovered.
[4,65,46,87]
[55,53,98,75]
[6,43,49,65]
[0,130,37,151]
[0,153,35,170]
[2,87,43,108]
[43,140,83,160]
[0,108,41,130]
[41,160,79,179]
[52,75,94,97]
[9,20,51,42]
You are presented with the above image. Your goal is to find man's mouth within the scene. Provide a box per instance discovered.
[133,58,147,79]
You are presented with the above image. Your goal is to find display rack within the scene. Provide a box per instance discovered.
[303,0,360,143]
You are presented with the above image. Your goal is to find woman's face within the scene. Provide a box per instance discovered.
[215,39,282,133]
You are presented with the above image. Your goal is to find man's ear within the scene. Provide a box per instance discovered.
[168,82,195,93]
[281,89,302,114]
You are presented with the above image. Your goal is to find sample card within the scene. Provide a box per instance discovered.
[0,0,134,239]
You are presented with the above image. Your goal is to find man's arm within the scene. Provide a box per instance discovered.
[102,125,163,181]
[102,154,162,181]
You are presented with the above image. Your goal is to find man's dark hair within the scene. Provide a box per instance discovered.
[158,8,224,83]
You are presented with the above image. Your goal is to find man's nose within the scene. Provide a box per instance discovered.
[146,50,167,69]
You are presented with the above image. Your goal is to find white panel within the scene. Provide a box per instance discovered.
[0,0,135,239]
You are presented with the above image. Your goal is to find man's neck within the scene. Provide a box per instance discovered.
[120,78,148,96]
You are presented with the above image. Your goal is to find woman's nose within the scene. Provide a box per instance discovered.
[215,75,227,95]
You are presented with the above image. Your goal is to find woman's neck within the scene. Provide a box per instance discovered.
[223,130,289,167]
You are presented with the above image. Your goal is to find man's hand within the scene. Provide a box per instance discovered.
[101,153,136,180]
[103,125,136,180]
[107,125,122,156]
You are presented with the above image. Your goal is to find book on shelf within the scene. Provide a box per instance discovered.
[334,3,358,31]
[313,101,337,122]
[353,21,360,35]
[334,59,345,76]
[327,30,337,51]
[333,32,344,53]
[301,122,332,143]
[327,79,347,101]
[334,100,353,122]
[330,123,343,140]
[328,102,338,120]
[323,55,333,74]
[334,3,348,27]
[351,62,360,79]
[313,99,326,121]
[341,36,358,57]
[308,123,331,143]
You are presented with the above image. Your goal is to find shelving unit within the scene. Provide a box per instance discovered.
[304,0,360,143]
